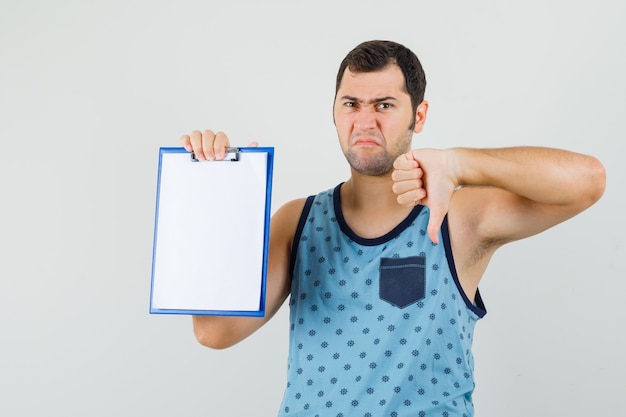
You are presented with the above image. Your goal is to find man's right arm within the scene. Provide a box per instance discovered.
[192,198,304,349]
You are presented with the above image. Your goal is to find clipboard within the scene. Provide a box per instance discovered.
[149,146,274,316]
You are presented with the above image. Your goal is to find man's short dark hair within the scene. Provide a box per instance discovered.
[335,40,427,119]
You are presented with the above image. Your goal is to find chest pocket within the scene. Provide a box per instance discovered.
[379,256,426,308]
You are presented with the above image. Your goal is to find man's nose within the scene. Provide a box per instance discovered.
[354,109,377,130]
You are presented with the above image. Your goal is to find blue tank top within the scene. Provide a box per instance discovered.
[278,184,486,417]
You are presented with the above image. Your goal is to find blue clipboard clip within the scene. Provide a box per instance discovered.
[190,147,240,162]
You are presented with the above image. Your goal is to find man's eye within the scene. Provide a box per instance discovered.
[345,102,356,108]
[377,103,391,110]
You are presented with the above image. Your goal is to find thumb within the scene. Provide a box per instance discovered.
[247,141,259,147]
[426,205,446,244]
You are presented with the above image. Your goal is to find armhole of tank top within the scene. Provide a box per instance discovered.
[441,215,487,318]
[289,195,316,277]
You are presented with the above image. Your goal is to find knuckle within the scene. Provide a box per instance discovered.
[215,132,229,144]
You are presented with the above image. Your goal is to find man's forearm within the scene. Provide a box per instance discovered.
[451,146,606,207]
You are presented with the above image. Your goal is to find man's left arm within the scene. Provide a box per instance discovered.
[392,146,606,245]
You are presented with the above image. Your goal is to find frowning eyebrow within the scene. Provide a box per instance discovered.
[340,95,398,104]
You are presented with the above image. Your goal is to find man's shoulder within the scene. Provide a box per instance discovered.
[271,197,308,230]
[272,185,339,234]
[277,186,337,217]
[279,197,309,216]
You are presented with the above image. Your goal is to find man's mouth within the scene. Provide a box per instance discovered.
[352,134,383,147]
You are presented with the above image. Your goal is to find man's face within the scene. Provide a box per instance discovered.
[333,64,426,177]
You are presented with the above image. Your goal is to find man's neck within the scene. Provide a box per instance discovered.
[339,172,415,239]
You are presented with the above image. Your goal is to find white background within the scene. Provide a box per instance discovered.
[1,1,624,416]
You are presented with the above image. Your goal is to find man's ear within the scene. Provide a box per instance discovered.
[413,100,429,134]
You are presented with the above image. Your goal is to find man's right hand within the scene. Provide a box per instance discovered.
[180,130,259,160]
[179,130,232,161]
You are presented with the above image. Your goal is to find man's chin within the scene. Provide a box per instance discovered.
[347,157,394,177]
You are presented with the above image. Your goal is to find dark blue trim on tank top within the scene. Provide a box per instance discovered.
[441,216,487,318]
[333,183,424,247]
[289,195,316,277]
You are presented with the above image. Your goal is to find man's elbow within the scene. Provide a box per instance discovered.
[193,319,239,350]
[586,157,607,207]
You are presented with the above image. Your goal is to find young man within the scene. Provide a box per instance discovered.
[180,40,605,416]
